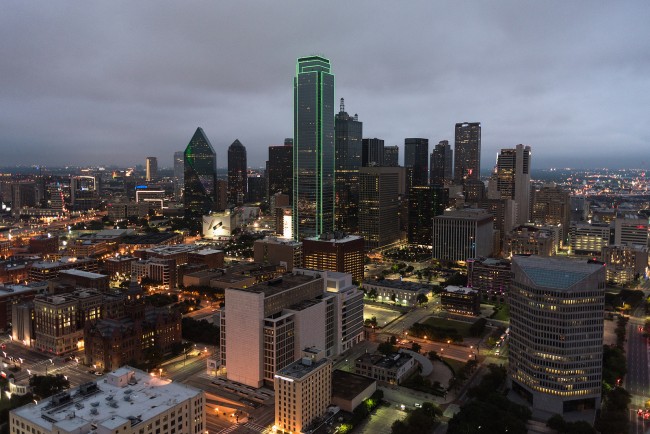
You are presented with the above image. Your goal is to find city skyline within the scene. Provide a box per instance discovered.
[1,2,649,170]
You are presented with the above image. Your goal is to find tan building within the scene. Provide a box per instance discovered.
[10,367,205,434]
[354,351,416,385]
[33,289,102,354]
[303,233,364,283]
[504,225,556,257]
[331,370,377,412]
[274,348,332,434]
[602,244,649,285]
[254,237,302,271]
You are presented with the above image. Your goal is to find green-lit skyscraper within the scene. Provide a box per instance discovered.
[293,55,335,240]
[184,127,217,229]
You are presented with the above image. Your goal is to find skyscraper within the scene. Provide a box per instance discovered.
[293,56,335,240]
[227,139,247,206]
[362,138,385,167]
[267,141,293,200]
[383,145,399,167]
[335,98,363,233]
[404,138,429,187]
[359,167,405,250]
[173,151,184,199]
[184,127,217,228]
[495,144,531,225]
[408,185,447,246]
[509,256,604,419]
[454,122,481,185]
[430,140,453,186]
[145,157,158,182]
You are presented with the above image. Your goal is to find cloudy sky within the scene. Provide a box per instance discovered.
[1,1,649,171]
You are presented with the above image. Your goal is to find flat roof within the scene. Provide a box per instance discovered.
[190,248,223,255]
[276,357,330,380]
[235,273,318,297]
[11,367,201,432]
[121,232,180,245]
[444,285,478,295]
[362,279,432,292]
[59,269,108,279]
[331,370,376,400]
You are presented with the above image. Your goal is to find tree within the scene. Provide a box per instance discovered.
[416,293,428,306]
[411,342,422,353]
[368,288,378,300]
[29,374,70,399]
[378,341,396,355]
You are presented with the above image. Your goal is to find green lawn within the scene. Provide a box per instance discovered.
[491,304,510,321]
[442,357,466,376]
[422,317,473,337]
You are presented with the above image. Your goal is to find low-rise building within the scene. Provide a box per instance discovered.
[331,369,377,412]
[10,367,205,434]
[504,225,556,257]
[440,286,480,315]
[59,269,109,291]
[467,257,512,295]
[361,279,432,306]
[354,351,416,385]
[602,244,649,285]
[253,237,302,271]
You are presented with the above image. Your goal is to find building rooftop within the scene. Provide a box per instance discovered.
[11,367,202,433]
[236,273,318,297]
[121,232,180,245]
[59,269,108,279]
[190,248,223,256]
[304,232,363,243]
[444,285,478,295]
[144,244,199,255]
[362,279,432,292]
[331,370,376,401]
[255,237,302,247]
[276,356,330,381]
[356,352,413,370]
[31,257,95,270]
[513,256,604,290]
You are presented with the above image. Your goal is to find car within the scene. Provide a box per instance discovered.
[94,371,104,376]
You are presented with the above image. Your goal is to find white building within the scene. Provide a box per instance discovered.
[10,367,205,434]
[221,269,363,388]
[361,279,432,306]
[432,208,494,263]
[508,256,605,419]
[274,348,332,434]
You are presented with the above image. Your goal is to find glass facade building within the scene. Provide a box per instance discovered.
[454,122,481,185]
[335,98,362,233]
[227,139,248,206]
[184,127,217,228]
[293,56,335,240]
[404,138,429,187]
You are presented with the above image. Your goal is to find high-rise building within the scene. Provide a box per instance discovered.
[70,176,99,211]
[494,144,531,225]
[509,256,605,419]
[267,142,293,200]
[359,167,405,250]
[145,157,158,181]
[362,138,385,167]
[221,269,363,388]
[531,184,571,244]
[383,145,399,167]
[10,367,205,434]
[303,232,365,283]
[335,98,363,233]
[432,209,494,263]
[407,185,446,246]
[228,139,248,206]
[173,150,184,199]
[247,174,265,203]
[184,127,217,228]
[293,56,335,240]
[404,138,429,187]
[430,140,453,186]
[454,122,481,186]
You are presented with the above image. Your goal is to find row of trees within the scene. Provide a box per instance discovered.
[391,402,442,434]
[181,317,220,345]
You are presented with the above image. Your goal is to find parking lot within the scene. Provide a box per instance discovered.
[364,305,403,328]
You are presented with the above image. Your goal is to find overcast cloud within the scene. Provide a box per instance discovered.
[1,1,649,170]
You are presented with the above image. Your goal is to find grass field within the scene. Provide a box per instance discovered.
[491,304,510,321]
[422,317,473,337]
[442,357,467,376]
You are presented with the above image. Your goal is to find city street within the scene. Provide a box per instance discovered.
[626,305,650,434]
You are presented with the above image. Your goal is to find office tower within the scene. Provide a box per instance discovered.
[432,209,494,263]
[494,144,531,225]
[293,56,335,240]
[247,174,265,203]
[335,98,363,233]
[404,138,429,186]
[407,185,447,246]
[464,179,486,203]
[570,222,612,255]
[173,150,184,199]
[145,157,158,181]
[221,269,363,387]
[215,179,228,212]
[509,256,605,418]
[504,225,556,257]
[362,138,385,167]
[253,237,303,271]
[383,145,399,167]
[184,127,217,228]
[531,184,571,244]
[267,142,293,200]
[70,176,99,211]
[430,140,453,186]
[359,167,405,250]
[274,349,332,434]
[227,139,247,205]
[614,216,649,247]
[303,232,365,283]
[454,122,481,185]
[10,367,205,434]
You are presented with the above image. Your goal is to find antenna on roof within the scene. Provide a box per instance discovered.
[340,98,345,113]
